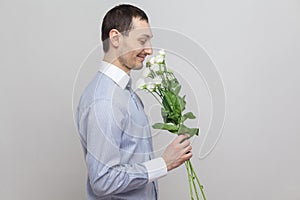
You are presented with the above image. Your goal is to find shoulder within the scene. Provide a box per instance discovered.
[77,72,131,112]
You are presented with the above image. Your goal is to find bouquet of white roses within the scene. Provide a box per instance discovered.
[137,50,207,200]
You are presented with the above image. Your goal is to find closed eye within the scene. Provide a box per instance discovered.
[139,39,147,45]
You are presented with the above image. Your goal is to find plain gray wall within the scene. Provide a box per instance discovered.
[1,0,299,199]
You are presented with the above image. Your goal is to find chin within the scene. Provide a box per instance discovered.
[133,63,144,70]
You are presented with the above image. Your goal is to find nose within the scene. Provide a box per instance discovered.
[145,47,153,55]
[144,47,153,55]
[144,42,153,55]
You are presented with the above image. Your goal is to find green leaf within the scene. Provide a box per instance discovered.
[178,95,186,111]
[162,94,171,113]
[189,128,199,136]
[161,107,168,123]
[152,123,178,132]
[174,85,181,95]
[167,113,181,124]
[162,91,183,125]
[163,91,176,112]
[177,124,199,137]
[181,112,196,122]
[177,124,189,134]
[184,112,196,119]
[170,79,178,87]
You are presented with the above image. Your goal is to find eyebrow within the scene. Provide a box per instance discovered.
[140,34,153,39]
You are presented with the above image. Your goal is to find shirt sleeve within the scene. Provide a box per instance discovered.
[78,99,166,198]
[143,157,168,183]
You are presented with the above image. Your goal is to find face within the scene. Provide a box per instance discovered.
[117,18,153,72]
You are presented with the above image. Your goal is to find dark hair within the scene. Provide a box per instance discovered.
[101,4,149,52]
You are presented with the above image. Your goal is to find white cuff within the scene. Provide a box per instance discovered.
[143,157,168,183]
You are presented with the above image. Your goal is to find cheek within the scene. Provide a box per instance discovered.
[122,45,137,57]
[119,51,136,65]
[128,50,138,60]
[126,39,143,54]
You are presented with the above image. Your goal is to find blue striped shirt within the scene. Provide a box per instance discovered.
[76,61,167,200]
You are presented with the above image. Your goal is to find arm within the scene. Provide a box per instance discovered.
[82,99,167,197]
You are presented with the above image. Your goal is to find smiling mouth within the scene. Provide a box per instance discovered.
[137,54,146,62]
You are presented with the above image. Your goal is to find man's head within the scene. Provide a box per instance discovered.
[101,4,153,73]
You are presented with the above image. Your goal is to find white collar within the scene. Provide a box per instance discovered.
[98,61,131,89]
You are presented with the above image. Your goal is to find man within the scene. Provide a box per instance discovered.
[76,4,192,199]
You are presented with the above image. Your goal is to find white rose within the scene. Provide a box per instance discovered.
[153,76,162,85]
[146,82,156,91]
[135,78,146,90]
[155,55,164,64]
[149,57,156,65]
[142,68,151,78]
[151,64,160,72]
[158,49,166,57]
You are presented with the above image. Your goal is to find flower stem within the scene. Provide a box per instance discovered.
[187,160,199,200]
[145,89,162,105]
[188,161,207,200]
[185,161,195,200]
[156,85,163,97]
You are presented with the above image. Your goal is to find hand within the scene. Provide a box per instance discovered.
[162,134,193,171]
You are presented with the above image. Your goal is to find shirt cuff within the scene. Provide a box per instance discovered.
[143,157,168,183]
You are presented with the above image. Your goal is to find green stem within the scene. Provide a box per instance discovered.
[156,85,163,97]
[150,69,156,78]
[189,161,207,200]
[185,162,195,200]
[163,64,172,90]
[158,64,169,89]
[145,89,162,105]
[188,160,199,200]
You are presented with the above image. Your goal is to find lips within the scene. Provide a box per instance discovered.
[137,54,146,62]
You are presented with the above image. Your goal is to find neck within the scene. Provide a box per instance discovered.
[103,54,131,75]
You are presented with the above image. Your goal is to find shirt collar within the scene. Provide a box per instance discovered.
[98,61,131,89]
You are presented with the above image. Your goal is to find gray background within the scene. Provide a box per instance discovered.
[1,0,299,199]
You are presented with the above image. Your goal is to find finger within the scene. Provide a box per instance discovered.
[182,134,191,143]
[176,134,189,144]
[180,139,191,148]
[185,145,192,153]
[181,145,192,155]
[181,151,193,161]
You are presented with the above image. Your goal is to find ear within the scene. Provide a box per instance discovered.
[109,29,121,48]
